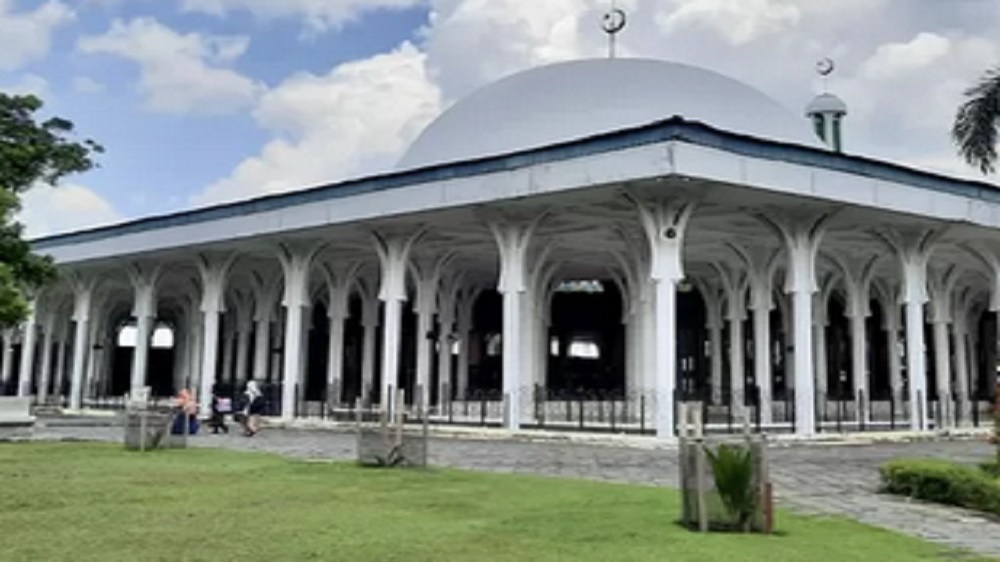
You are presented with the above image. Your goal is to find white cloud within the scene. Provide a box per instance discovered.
[19,183,123,238]
[193,0,1000,209]
[193,42,441,206]
[180,0,422,32]
[2,73,51,98]
[72,76,105,94]
[0,0,74,71]
[77,18,262,115]
[657,0,800,45]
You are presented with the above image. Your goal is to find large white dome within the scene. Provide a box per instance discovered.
[397,58,820,170]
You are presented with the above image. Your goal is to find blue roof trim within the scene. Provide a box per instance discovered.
[32,117,1000,250]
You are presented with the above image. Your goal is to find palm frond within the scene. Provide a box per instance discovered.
[954,65,1000,174]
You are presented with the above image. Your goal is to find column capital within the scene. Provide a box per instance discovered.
[276,241,325,309]
[197,252,236,314]
[756,211,833,295]
[374,229,424,302]
[928,264,961,324]
[875,227,943,305]
[66,270,97,322]
[490,214,547,295]
[320,261,361,321]
[831,253,880,320]
[127,261,163,319]
[628,196,694,283]
[410,252,454,315]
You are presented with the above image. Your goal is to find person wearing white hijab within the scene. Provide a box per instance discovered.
[242,380,264,437]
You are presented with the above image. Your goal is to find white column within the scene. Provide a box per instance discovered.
[282,303,308,417]
[235,323,251,386]
[708,313,723,406]
[751,303,771,423]
[716,263,747,416]
[326,304,348,405]
[18,304,38,397]
[735,247,777,424]
[765,214,829,436]
[1,328,13,391]
[928,268,959,429]
[361,295,378,402]
[437,294,456,406]
[253,316,270,382]
[54,323,69,400]
[883,300,903,416]
[491,219,544,430]
[374,233,420,413]
[932,319,952,428]
[221,326,235,385]
[634,199,693,437]
[17,302,38,396]
[849,313,867,421]
[813,297,828,400]
[38,315,55,402]
[277,243,321,420]
[188,310,203,391]
[902,263,929,431]
[196,254,233,414]
[68,278,94,409]
[413,257,447,408]
[127,264,160,396]
[954,311,970,424]
[455,294,473,399]
[728,309,746,413]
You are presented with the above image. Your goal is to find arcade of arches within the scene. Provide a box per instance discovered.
[8,190,1000,439]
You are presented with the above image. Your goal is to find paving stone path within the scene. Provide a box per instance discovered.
[30,420,1000,558]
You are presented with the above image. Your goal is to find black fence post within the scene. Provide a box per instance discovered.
[754,386,762,434]
[790,389,796,434]
[973,396,980,427]
[726,391,733,433]
[890,394,896,430]
[858,389,866,432]
[609,396,616,433]
[578,395,584,431]
[639,394,646,434]
[836,393,843,433]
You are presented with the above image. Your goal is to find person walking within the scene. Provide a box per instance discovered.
[209,385,230,434]
[241,381,264,437]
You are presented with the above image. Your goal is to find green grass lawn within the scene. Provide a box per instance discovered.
[0,443,992,562]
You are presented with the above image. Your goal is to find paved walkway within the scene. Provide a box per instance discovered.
[28,420,1000,559]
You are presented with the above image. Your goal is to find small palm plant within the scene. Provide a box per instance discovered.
[705,443,758,532]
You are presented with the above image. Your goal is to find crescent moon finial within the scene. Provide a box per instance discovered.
[602,6,627,59]
[816,58,835,77]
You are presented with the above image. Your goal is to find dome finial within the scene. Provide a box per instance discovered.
[816,57,835,92]
[806,58,848,152]
[602,3,627,59]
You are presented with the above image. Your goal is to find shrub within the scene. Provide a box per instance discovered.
[880,459,1000,516]
[981,462,1000,479]
[705,443,758,532]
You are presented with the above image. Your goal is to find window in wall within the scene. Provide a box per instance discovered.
[151,324,175,349]
[117,324,137,348]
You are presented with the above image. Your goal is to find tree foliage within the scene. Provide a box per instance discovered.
[953,66,1000,174]
[0,92,103,326]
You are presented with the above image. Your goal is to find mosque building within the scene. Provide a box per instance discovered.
[9,24,1000,438]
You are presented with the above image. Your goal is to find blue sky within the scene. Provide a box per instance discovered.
[2,0,999,236]
[4,0,428,222]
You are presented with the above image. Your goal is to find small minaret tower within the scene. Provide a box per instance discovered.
[806,58,848,152]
